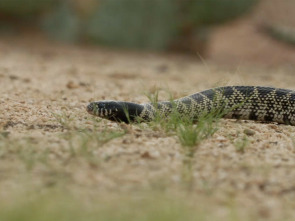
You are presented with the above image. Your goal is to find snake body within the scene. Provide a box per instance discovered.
[86,86,295,125]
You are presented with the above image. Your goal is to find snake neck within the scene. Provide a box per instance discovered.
[113,102,145,123]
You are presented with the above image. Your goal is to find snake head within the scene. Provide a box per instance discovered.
[86,101,143,123]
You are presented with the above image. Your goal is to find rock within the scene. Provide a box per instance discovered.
[243,128,255,136]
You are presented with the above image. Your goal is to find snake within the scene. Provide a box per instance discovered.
[86,86,295,125]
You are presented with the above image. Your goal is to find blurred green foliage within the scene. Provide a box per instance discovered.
[261,23,295,46]
[0,0,259,52]
[187,0,258,25]
[86,0,179,50]
[0,0,56,17]
[42,2,81,42]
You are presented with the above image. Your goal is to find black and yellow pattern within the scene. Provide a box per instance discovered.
[87,86,295,125]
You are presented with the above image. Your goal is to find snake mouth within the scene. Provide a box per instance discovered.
[86,103,94,114]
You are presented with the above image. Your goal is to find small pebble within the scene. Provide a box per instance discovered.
[66,81,79,89]
[244,129,255,136]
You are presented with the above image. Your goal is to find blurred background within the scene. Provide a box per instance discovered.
[0,0,294,66]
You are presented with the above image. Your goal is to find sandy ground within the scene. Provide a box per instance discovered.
[0,32,295,219]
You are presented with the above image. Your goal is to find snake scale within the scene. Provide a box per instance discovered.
[86,86,295,125]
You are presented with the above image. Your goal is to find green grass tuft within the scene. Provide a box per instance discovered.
[144,89,226,187]
[144,89,224,149]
